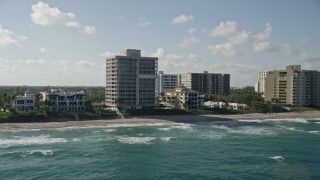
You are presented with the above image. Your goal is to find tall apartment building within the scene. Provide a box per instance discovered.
[105,49,158,109]
[255,71,270,95]
[11,91,36,113]
[155,71,179,96]
[179,71,230,95]
[41,89,86,112]
[265,65,320,107]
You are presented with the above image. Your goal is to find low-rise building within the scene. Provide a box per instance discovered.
[41,89,85,112]
[203,101,226,108]
[161,86,203,109]
[91,102,106,111]
[12,91,36,113]
[229,103,247,110]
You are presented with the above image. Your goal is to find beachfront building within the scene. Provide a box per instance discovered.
[228,103,247,110]
[255,71,270,96]
[105,49,158,109]
[179,71,230,95]
[11,91,36,113]
[203,101,226,108]
[155,71,179,96]
[41,89,86,112]
[264,65,320,107]
[160,86,204,109]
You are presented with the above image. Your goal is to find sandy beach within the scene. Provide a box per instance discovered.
[0,111,319,130]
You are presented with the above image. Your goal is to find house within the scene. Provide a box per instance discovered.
[161,86,204,109]
[203,101,226,108]
[91,102,106,111]
[11,91,37,113]
[41,89,85,112]
[229,103,247,110]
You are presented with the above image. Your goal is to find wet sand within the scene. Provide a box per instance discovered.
[0,111,319,130]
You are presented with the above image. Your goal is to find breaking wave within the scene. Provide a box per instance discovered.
[0,135,68,148]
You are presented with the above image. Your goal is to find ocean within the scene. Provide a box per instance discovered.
[1,118,320,179]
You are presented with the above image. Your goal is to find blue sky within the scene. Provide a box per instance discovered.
[0,0,319,87]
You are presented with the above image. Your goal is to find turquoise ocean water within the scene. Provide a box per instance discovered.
[1,118,320,179]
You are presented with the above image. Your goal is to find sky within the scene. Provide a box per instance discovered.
[0,0,320,87]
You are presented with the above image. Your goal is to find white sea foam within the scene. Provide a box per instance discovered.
[103,129,116,133]
[266,118,309,123]
[277,126,304,133]
[160,137,176,142]
[158,127,171,131]
[107,123,170,128]
[27,149,54,156]
[200,131,225,139]
[170,123,194,131]
[0,135,68,148]
[230,127,276,136]
[315,122,320,124]
[270,156,285,163]
[308,131,320,134]
[116,136,156,144]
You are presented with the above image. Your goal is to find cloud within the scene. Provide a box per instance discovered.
[209,21,238,37]
[31,1,80,27]
[0,57,16,73]
[0,25,28,47]
[171,14,194,24]
[31,1,96,36]
[138,20,151,27]
[76,60,95,67]
[100,51,115,58]
[300,37,310,46]
[51,60,69,65]
[188,54,205,61]
[300,53,320,69]
[25,59,47,65]
[208,43,242,57]
[83,25,96,35]
[40,47,46,52]
[179,36,199,48]
[253,41,271,52]
[151,48,186,72]
[187,28,197,35]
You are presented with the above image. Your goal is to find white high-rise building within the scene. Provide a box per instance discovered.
[155,71,179,96]
[105,49,158,109]
[257,71,269,95]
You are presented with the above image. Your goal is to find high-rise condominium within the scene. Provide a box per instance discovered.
[155,71,179,96]
[105,49,158,109]
[264,65,320,107]
[180,71,230,95]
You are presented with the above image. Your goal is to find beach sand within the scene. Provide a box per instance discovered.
[0,111,319,130]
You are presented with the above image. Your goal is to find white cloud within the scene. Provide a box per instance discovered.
[300,37,310,46]
[300,53,320,63]
[254,41,271,52]
[188,54,205,61]
[251,23,272,42]
[171,14,194,24]
[83,25,96,35]
[31,1,80,28]
[187,28,197,35]
[0,25,28,47]
[40,47,46,52]
[209,21,238,37]
[179,36,199,48]
[208,43,242,57]
[138,21,151,27]
[76,60,95,67]
[25,59,47,65]
[100,51,115,58]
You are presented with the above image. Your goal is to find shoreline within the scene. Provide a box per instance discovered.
[0,111,319,130]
